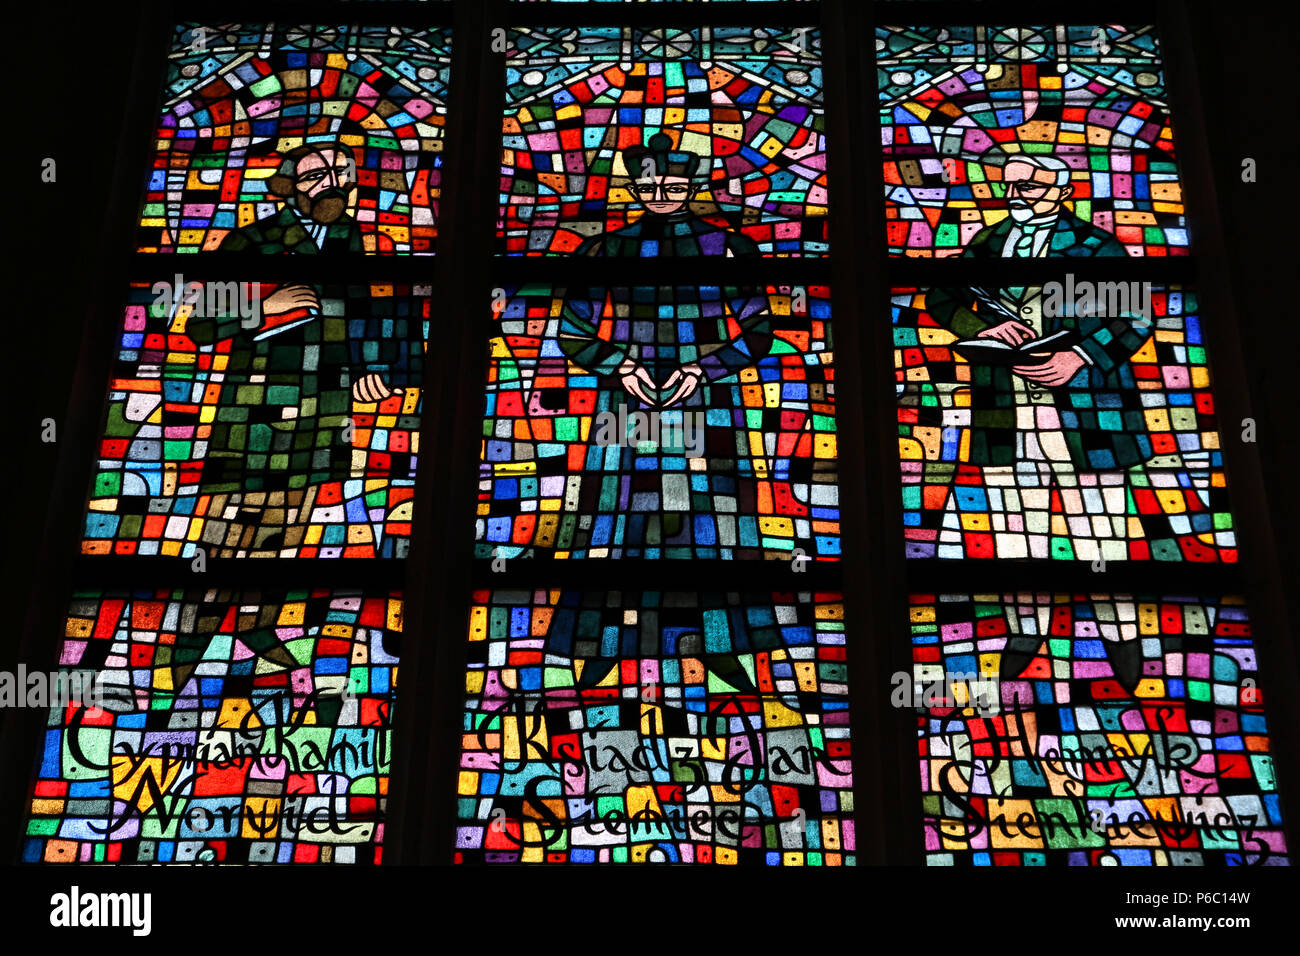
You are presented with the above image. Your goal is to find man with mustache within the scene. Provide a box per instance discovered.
[957,154,1128,261]
[921,154,1203,702]
[219,143,368,254]
[920,152,1171,567]
[166,141,411,556]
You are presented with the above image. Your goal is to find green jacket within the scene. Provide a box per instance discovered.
[924,213,1153,470]
[178,285,420,493]
[956,211,1128,260]
[556,286,774,407]
[182,304,352,493]
[219,207,365,254]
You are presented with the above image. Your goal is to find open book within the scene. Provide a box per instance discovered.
[952,327,1081,366]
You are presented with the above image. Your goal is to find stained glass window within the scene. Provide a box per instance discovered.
[18,16,444,871]
[880,16,1289,872]
[11,0,1291,898]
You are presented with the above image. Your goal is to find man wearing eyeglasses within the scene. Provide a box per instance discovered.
[573,132,760,258]
[501,132,823,559]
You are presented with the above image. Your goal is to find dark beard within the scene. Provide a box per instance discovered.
[295,189,348,225]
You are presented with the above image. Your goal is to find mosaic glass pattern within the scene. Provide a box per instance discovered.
[895,284,1234,563]
[455,590,854,864]
[478,284,839,560]
[83,280,429,559]
[500,26,827,256]
[141,24,450,254]
[911,593,1287,866]
[878,25,1186,257]
[24,590,402,864]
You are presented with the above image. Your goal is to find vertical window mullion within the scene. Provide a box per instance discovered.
[385,0,507,864]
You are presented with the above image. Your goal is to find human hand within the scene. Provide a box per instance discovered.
[262,284,320,317]
[617,358,660,406]
[1012,350,1086,386]
[351,373,401,403]
[660,362,704,407]
[977,319,1036,345]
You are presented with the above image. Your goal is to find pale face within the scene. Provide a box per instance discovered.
[292,147,356,223]
[1004,160,1072,222]
[631,175,692,215]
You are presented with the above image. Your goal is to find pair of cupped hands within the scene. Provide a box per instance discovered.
[616,358,705,407]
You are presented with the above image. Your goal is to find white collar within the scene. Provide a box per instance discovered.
[290,206,331,249]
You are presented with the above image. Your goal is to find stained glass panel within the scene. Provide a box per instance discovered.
[878,25,1186,257]
[500,26,827,256]
[24,589,402,864]
[478,284,839,560]
[140,24,450,255]
[83,280,429,559]
[895,284,1234,563]
[455,589,854,864]
[910,593,1288,866]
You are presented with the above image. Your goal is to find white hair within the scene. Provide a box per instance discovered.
[1005,153,1072,186]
